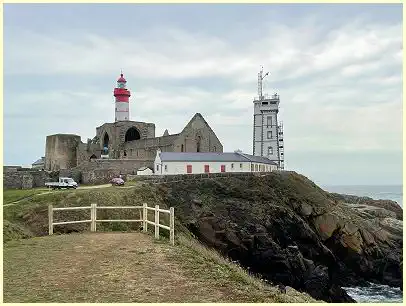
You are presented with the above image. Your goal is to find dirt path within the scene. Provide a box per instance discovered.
[3,233,227,303]
[3,191,53,207]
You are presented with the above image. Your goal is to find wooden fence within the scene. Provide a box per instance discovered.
[48,203,175,245]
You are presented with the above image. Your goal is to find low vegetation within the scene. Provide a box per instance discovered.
[3,181,317,303]
[3,187,49,205]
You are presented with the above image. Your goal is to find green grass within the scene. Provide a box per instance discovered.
[3,173,330,302]
[3,188,49,205]
[2,184,166,242]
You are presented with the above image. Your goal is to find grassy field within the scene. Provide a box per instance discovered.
[3,232,316,303]
[3,188,50,205]
[2,175,326,303]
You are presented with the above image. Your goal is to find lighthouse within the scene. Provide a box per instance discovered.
[113,72,131,122]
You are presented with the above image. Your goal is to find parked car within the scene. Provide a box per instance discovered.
[111,177,125,186]
[45,177,78,190]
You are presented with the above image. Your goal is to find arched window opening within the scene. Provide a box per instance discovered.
[213,146,216,152]
[181,144,184,152]
[196,136,201,152]
[124,150,127,157]
[125,127,141,142]
[103,133,109,149]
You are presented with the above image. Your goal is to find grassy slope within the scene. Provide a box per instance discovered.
[3,176,322,302]
[3,232,316,303]
[3,187,49,204]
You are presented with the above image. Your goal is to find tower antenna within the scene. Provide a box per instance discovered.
[257,66,269,101]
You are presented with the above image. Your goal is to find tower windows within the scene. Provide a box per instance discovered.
[267,116,273,126]
[181,144,184,152]
[268,147,273,156]
[267,131,273,139]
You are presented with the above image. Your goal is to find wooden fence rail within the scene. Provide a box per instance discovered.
[48,203,175,245]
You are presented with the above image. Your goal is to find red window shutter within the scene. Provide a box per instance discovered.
[221,165,225,172]
[187,165,192,174]
[204,165,210,173]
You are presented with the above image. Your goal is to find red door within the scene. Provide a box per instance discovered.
[221,165,226,172]
[204,165,210,173]
[187,165,192,174]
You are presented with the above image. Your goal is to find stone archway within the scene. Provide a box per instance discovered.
[103,133,110,149]
[125,127,141,142]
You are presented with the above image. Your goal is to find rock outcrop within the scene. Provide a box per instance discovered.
[157,171,403,302]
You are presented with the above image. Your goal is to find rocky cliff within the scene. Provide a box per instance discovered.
[156,171,403,302]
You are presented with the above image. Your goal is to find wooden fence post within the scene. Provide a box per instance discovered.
[91,203,96,232]
[48,204,53,235]
[155,205,159,239]
[170,207,174,246]
[143,203,147,232]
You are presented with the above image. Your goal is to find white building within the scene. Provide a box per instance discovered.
[253,67,284,169]
[154,150,277,175]
[137,166,153,176]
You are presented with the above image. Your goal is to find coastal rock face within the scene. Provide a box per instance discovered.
[329,193,403,220]
[158,171,402,302]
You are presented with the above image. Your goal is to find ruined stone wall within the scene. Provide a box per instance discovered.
[76,142,102,166]
[126,171,259,184]
[121,134,179,160]
[74,159,154,184]
[96,121,156,151]
[82,169,122,185]
[76,159,152,173]
[3,170,49,189]
[173,114,223,153]
[45,134,81,171]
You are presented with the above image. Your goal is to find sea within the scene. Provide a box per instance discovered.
[322,185,403,303]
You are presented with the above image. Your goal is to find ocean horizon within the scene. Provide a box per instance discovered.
[322,184,403,207]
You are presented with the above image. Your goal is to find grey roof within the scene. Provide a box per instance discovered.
[32,157,45,165]
[159,152,277,165]
[237,153,278,165]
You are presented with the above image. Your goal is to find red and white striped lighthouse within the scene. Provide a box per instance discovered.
[113,72,131,122]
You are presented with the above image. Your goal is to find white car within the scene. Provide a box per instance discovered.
[45,177,78,189]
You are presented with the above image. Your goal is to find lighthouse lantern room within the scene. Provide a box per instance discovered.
[113,72,131,122]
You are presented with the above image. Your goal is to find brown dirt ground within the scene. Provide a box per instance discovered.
[3,232,316,303]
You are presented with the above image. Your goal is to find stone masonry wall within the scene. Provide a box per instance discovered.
[3,170,49,189]
[127,172,263,184]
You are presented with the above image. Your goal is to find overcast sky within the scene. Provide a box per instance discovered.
[4,4,403,186]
